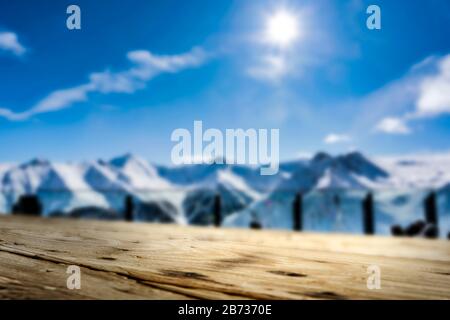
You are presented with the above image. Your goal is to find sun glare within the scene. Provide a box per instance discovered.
[265,9,300,47]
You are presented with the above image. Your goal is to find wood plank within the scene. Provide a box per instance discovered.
[0,251,189,299]
[0,215,449,299]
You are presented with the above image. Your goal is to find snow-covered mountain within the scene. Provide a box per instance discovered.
[108,154,172,191]
[0,154,264,224]
[157,161,285,193]
[222,151,450,237]
[275,152,389,192]
[157,162,265,225]
[0,154,175,217]
[1,151,449,237]
[0,158,110,215]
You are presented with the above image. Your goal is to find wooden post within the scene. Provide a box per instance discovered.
[362,192,375,235]
[424,191,438,226]
[124,195,134,222]
[293,193,303,231]
[213,194,221,227]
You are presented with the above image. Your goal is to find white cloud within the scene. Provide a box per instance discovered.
[375,117,411,135]
[0,47,207,121]
[247,54,287,81]
[0,85,91,121]
[0,108,28,121]
[33,85,91,113]
[128,48,206,75]
[351,54,450,135]
[324,133,351,144]
[0,32,26,56]
[89,71,140,94]
[415,54,450,118]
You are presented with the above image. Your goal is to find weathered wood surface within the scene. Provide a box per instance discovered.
[0,215,449,300]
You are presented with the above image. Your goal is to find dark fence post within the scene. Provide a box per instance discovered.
[362,192,375,235]
[424,191,439,238]
[293,193,303,231]
[213,194,221,227]
[12,195,42,216]
[424,191,438,226]
[124,195,134,222]
[249,211,262,230]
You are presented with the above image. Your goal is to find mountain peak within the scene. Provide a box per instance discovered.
[109,153,144,168]
[311,152,332,163]
[338,151,389,180]
[341,151,368,163]
[21,158,50,168]
[345,151,364,158]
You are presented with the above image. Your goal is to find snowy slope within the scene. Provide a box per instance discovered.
[374,153,450,189]
[109,154,172,190]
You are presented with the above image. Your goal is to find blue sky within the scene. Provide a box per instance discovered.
[0,0,449,164]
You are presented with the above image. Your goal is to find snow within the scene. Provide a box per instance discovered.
[199,168,262,200]
[0,164,13,176]
[109,154,172,190]
[53,164,88,189]
[375,153,450,189]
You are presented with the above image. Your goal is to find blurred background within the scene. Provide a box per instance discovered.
[1,0,450,238]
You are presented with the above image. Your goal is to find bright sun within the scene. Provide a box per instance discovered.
[265,10,300,47]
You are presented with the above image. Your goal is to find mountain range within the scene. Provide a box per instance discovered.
[1,151,449,236]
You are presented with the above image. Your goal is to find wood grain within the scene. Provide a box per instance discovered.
[0,215,449,300]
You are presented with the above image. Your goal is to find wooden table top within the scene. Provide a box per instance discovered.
[0,215,449,299]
